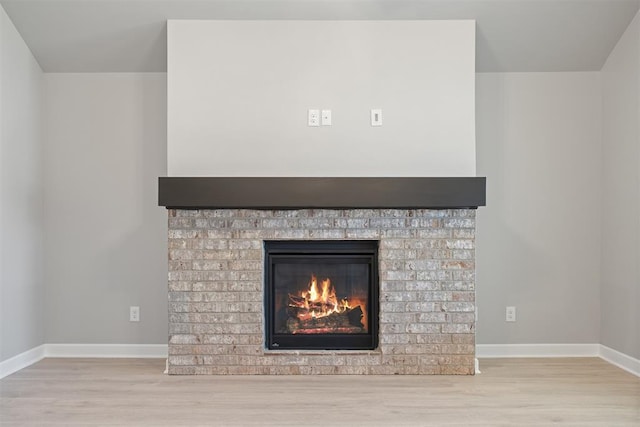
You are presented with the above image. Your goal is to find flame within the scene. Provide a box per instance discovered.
[295,275,345,320]
[288,275,367,331]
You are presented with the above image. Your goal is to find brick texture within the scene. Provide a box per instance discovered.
[167,209,476,375]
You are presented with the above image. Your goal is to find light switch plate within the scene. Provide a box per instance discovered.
[371,109,382,126]
[321,109,332,126]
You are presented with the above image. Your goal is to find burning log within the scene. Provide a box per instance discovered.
[346,305,364,327]
[281,274,367,334]
[288,294,306,306]
[283,305,364,334]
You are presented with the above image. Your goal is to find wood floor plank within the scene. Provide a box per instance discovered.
[0,358,638,426]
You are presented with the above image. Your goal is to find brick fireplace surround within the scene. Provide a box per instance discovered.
[160,178,485,375]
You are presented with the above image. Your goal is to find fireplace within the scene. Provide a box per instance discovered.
[159,177,485,375]
[264,240,379,350]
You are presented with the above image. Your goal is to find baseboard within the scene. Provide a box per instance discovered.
[0,345,46,379]
[45,344,168,358]
[599,345,640,378]
[476,343,600,358]
[4,343,636,378]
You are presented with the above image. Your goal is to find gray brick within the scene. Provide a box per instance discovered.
[406,324,441,334]
[346,229,381,239]
[274,229,307,239]
[168,229,200,239]
[441,323,474,334]
[405,239,443,249]
[306,229,345,239]
[417,270,453,281]
[192,260,227,271]
[407,218,442,228]
[169,218,194,228]
[381,229,415,238]
[333,218,368,228]
[405,302,437,312]
[381,292,416,302]
[417,229,452,238]
[453,229,476,238]
[379,260,404,271]
[418,312,448,323]
[406,281,441,291]
[417,291,451,302]
[379,239,404,249]
[405,260,440,271]
[444,302,475,312]
[380,302,407,312]
[262,218,297,228]
[443,218,475,228]
[168,207,476,375]
[299,218,333,228]
[380,312,414,323]
[445,239,474,249]
[453,250,474,259]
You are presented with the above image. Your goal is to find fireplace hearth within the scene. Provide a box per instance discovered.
[265,240,379,350]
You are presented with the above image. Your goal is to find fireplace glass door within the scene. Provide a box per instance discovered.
[264,240,379,350]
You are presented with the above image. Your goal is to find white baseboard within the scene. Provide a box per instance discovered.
[599,345,640,378]
[3,343,637,378]
[0,345,46,379]
[45,344,168,358]
[1,344,167,379]
[476,343,600,358]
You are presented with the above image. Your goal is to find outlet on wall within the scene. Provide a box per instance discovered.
[308,109,320,126]
[505,306,516,322]
[130,306,140,322]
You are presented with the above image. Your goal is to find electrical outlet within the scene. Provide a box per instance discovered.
[506,306,516,322]
[130,306,140,322]
[308,109,320,126]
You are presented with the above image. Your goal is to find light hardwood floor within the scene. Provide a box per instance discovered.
[1,358,638,426]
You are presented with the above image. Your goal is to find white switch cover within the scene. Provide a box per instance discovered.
[321,109,332,126]
[308,109,320,126]
[371,109,382,126]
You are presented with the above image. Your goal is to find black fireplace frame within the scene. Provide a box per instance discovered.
[264,240,379,351]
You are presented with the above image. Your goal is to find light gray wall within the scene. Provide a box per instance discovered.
[601,11,640,359]
[2,18,633,359]
[40,71,608,350]
[475,72,602,345]
[0,5,45,362]
[167,20,476,177]
[43,73,168,344]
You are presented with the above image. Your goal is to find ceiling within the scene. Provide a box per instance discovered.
[1,0,639,73]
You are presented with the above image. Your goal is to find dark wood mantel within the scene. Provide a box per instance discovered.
[158,177,485,209]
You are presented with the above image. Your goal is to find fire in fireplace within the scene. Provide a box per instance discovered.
[286,274,368,334]
[264,240,379,350]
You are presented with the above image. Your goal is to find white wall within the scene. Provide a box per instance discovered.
[168,20,476,177]
[475,72,602,346]
[601,11,640,359]
[0,5,45,362]
[44,73,168,344]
